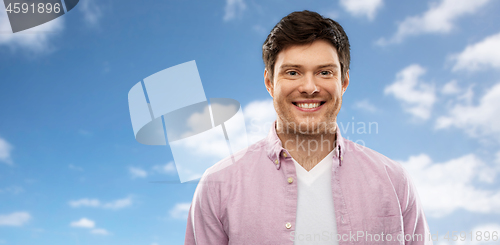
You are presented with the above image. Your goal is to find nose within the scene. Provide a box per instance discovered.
[298,73,319,95]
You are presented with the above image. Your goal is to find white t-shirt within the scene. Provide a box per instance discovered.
[292,150,339,245]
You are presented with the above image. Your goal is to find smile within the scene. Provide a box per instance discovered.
[295,102,321,108]
[292,101,326,110]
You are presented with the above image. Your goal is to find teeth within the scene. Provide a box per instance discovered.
[296,103,321,109]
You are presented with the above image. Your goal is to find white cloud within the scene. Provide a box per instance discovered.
[384,64,436,120]
[69,198,100,208]
[101,196,132,209]
[69,196,133,210]
[164,101,250,182]
[70,218,110,235]
[174,164,203,182]
[0,137,13,165]
[0,186,24,194]
[0,3,64,53]
[339,0,383,20]
[78,0,103,26]
[436,82,500,139]
[442,82,474,105]
[177,130,227,161]
[169,202,191,220]
[174,102,241,160]
[441,80,461,95]
[451,32,500,72]
[152,161,176,174]
[243,99,276,144]
[90,228,109,235]
[183,103,237,139]
[129,166,148,178]
[353,99,377,112]
[377,0,491,45]
[399,153,500,218]
[70,218,95,228]
[0,212,31,226]
[223,0,246,21]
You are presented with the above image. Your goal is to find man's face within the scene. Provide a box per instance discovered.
[265,39,349,135]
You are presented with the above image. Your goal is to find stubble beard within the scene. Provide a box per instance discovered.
[275,96,342,137]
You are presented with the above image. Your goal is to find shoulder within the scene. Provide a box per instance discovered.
[342,138,410,188]
[193,137,270,216]
[200,137,269,183]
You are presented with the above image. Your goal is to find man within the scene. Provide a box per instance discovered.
[185,10,432,245]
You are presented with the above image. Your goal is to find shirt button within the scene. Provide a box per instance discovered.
[275,159,279,165]
[287,177,294,184]
[283,152,287,157]
[285,222,292,229]
[341,156,343,161]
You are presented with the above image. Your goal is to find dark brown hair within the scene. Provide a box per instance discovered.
[262,10,350,83]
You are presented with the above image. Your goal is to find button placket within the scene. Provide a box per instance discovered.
[338,145,343,166]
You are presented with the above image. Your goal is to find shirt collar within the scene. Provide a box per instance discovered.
[265,120,346,170]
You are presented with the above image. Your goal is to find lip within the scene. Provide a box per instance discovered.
[293,100,324,103]
[292,100,325,112]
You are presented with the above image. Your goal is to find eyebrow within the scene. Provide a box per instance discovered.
[317,63,339,69]
[279,63,339,70]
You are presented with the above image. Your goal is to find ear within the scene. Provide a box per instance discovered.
[264,69,274,98]
[341,69,349,95]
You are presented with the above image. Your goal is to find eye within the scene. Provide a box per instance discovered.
[287,70,298,76]
[320,70,332,76]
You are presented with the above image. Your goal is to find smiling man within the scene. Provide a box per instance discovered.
[185,10,432,245]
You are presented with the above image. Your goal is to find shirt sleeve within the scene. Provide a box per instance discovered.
[400,167,433,245]
[185,174,229,245]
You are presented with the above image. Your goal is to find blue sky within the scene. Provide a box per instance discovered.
[1,0,500,244]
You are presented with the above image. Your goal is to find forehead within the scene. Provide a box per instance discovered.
[275,39,340,69]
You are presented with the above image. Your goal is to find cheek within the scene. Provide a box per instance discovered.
[277,85,296,98]
[327,86,342,97]
[273,87,286,100]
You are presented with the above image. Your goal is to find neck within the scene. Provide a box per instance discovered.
[276,120,337,171]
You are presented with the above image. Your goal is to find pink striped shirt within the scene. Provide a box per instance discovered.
[185,122,432,245]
